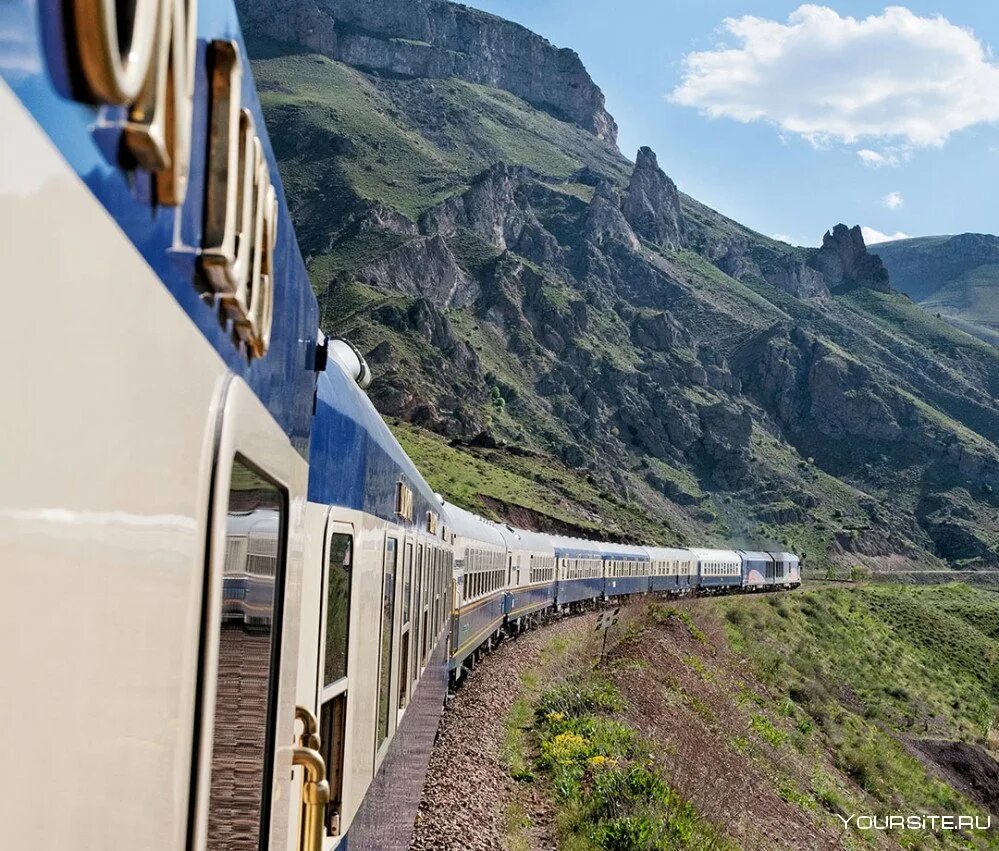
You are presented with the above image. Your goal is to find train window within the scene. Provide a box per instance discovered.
[403,542,413,625]
[206,457,286,851]
[323,533,353,687]
[320,693,347,836]
[376,538,398,750]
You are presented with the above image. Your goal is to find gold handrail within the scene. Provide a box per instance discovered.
[292,746,330,851]
[295,704,321,751]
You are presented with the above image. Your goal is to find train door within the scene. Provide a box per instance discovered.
[316,518,354,838]
[189,378,311,851]
[375,535,399,767]
[398,538,415,714]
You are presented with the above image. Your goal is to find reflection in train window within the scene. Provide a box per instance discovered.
[323,533,353,687]
[376,538,397,749]
[207,456,286,851]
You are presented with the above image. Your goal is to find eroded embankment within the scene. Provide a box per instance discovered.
[412,587,999,851]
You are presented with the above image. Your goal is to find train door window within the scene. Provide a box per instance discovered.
[413,544,423,682]
[376,538,398,752]
[205,457,286,851]
[420,545,430,665]
[399,542,413,710]
[323,533,353,687]
[319,693,347,836]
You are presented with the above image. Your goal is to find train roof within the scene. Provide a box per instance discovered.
[737,550,774,562]
[308,362,444,532]
[644,546,693,560]
[443,501,508,548]
[770,551,800,562]
[688,548,742,561]
[496,526,556,555]
[550,535,606,559]
[600,541,651,560]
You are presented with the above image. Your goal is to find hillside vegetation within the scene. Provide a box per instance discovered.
[873,235,999,346]
[242,3,999,571]
[500,585,999,850]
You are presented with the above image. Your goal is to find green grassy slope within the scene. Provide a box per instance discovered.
[503,586,999,849]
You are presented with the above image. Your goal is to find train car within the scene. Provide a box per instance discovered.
[0,4,327,850]
[771,551,802,589]
[553,536,607,607]
[500,526,557,628]
[602,541,653,597]
[647,547,695,594]
[299,358,454,847]
[690,548,743,592]
[447,503,509,676]
[738,550,776,592]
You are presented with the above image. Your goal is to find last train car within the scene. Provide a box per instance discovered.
[0,4,326,851]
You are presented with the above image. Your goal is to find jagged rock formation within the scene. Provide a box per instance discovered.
[622,147,683,250]
[809,224,891,293]
[248,4,999,569]
[236,0,618,145]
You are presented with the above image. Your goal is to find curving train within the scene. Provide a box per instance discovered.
[0,4,798,851]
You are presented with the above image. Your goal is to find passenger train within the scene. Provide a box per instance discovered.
[0,4,799,850]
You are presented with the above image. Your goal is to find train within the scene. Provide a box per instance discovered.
[0,3,799,851]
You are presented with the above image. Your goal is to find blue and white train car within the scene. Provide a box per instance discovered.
[647,546,695,594]
[738,550,776,592]
[447,503,508,675]
[0,3,326,850]
[602,541,652,597]
[771,551,802,589]
[500,526,557,628]
[553,536,606,606]
[690,548,743,592]
[301,359,454,846]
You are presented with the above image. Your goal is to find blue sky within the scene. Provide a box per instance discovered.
[467,1,999,245]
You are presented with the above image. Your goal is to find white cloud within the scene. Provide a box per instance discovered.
[671,5,999,149]
[862,226,910,244]
[882,191,904,210]
[771,233,796,244]
[858,149,900,168]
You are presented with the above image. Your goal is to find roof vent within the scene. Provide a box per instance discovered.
[329,337,372,388]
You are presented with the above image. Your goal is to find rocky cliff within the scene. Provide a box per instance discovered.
[809,224,891,293]
[246,8,999,571]
[236,0,618,145]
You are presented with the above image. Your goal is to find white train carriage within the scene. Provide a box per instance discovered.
[646,546,695,594]
[447,503,509,674]
[690,548,743,592]
[602,541,653,597]
[498,525,557,628]
[552,535,607,607]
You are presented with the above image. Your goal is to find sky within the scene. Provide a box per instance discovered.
[465,1,999,245]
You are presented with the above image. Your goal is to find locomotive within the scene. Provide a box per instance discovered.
[0,3,798,849]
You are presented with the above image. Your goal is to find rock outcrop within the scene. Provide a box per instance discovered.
[622,147,683,250]
[809,224,891,293]
[237,0,618,145]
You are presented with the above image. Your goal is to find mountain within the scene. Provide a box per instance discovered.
[238,0,999,572]
[872,234,999,346]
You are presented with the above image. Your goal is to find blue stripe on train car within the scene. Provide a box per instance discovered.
[450,592,506,670]
[605,575,651,596]
[505,583,556,620]
[650,575,681,593]
[556,577,605,605]
[0,0,319,452]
